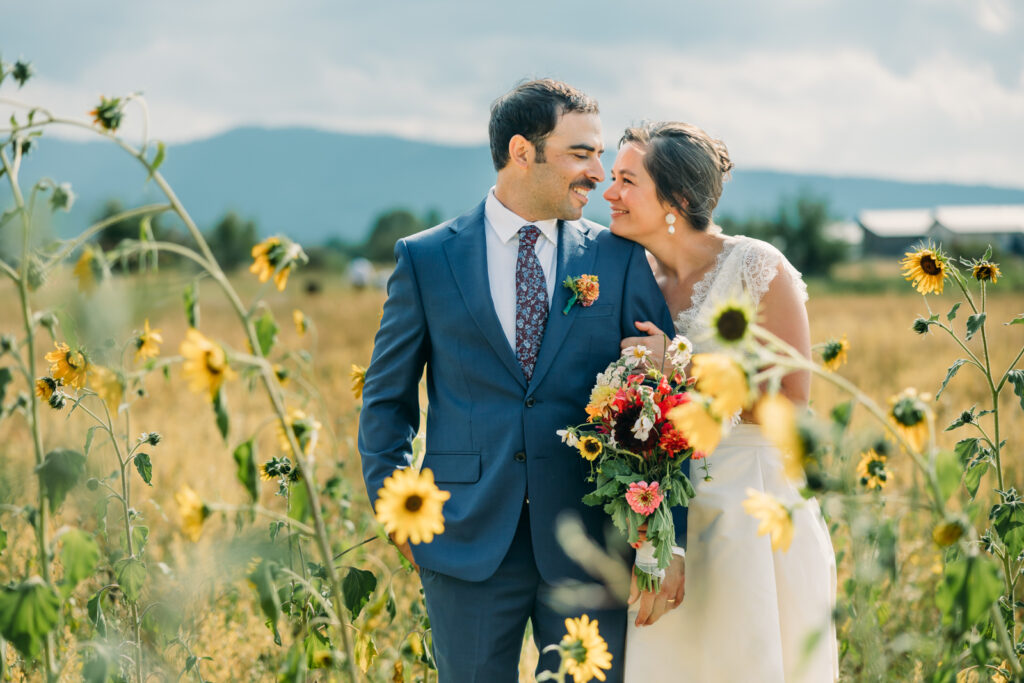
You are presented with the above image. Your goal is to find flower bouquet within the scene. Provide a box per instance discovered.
[559,337,701,592]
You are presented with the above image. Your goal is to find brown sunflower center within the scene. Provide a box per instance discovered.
[404,494,423,512]
[920,255,941,276]
[975,265,992,280]
[716,310,748,341]
[583,440,600,454]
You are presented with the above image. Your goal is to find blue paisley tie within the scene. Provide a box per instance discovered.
[515,226,548,381]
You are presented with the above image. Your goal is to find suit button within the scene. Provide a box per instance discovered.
[525,397,536,408]
[514,451,526,462]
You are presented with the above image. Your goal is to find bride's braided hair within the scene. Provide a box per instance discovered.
[619,122,733,232]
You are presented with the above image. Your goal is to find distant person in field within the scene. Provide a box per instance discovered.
[357,79,683,681]
[605,121,839,682]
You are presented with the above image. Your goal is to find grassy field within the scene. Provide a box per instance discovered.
[0,269,1021,680]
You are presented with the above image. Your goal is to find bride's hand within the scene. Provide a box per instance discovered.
[620,321,669,365]
[628,555,686,628]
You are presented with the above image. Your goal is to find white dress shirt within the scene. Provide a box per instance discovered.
[484,188,559,350]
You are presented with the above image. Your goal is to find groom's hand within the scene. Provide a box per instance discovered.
[628,555,685,627]
[621,321,668,365]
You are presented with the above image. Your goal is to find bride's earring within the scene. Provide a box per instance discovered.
[666,213,676,235]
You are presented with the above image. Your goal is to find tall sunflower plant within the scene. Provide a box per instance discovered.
[657,242,1024,679]
[559,338,699,593]
[0,56,446,681]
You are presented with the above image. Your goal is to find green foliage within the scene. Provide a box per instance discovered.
[205,211,258,270]
[342,568,377,620]
[114,558,147,602]
[58,529,101,597]
[361,208,426,263]
[232,439,259,503]
[935,556,1003,635]
[0,578,61,658]
[213,387,230,442]
[718,190,846,276]
[35,448,86,511]
[134,452,153,486]
[254,309,279,356]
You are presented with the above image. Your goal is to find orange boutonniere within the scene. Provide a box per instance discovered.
[562,274,599,314]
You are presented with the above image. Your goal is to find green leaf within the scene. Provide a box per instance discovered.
[131,526,149,556]
[965,312,986,341]
[81,646,113,683]
[147,141,165,180]
[946,302,961,322]
[0,524,6,556]
[288,482,311,523]
[955,438,980,467]
[0,367,12,406]
[830,400,853,430]
[83,425,99,457]
[935,359,967,400]
[87,591,107,637]
[935,450,960,502]
[1006,314,1024,326]
[233,439,259,502]
[0,577,61,658]
[342,568,377,620]
[1006,370,1024,412]
[114,557,147,602]
[134,452,153,486]
[58,529,100,597]
[990,497,1024,558]
[965,461,988,499]
[254,310,279,356]
[34,448,86,511]
[935,556,1003,634]
[248,560,281,641]
[213,387,230,443]
[183,281,199,328]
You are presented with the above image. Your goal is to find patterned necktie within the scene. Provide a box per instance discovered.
[515,225,548,381]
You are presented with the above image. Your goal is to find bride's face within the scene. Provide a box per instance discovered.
[603,143,667,241]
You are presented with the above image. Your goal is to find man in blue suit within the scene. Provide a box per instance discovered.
[359,79,684,681]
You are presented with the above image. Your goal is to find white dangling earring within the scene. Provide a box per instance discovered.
[666,213,676,235]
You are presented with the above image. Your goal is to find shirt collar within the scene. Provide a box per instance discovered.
[485,188,559,246]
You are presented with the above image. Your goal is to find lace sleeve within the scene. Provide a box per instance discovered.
[740,239,809,306]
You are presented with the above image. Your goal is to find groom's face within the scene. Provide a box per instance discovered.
[524,112,605,221]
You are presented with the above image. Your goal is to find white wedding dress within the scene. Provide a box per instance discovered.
[624,235,839,682]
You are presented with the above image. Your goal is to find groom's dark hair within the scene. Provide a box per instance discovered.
[489,79,598,171]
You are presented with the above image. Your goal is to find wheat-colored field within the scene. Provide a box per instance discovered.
[0,271,1020,680]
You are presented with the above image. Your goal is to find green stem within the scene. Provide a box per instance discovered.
[43,204,171,268]
[1,147,57,679]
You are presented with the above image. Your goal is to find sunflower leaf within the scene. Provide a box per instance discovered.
[965,313,986,341]
[982,244,993,261]
[935,556,1002,635]
[990,496,1024,559]
[114,557,147,602]
[830,400,853,430]
[342,567,377,620]
[935,450,960,502]
[955,438,980,467]
[57,528,100,597]
[254,310,279,356]
[1007,370,1024,412]
[1006,314,1024,326]
[936,359,968,400]
[86,591,107,637]
[232,439,259,502]
[213,387,230,443]
[0,577,61,658]
[183,281,199,328]
[946,302,961,322]
[133,452,153,486]
[0,367,12,407]
[946,406,977,432]
[147,141,165,181]
[35,448,86,511]
[965,461,988,499]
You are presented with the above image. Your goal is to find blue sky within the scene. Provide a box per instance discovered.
[3,0,1022,187]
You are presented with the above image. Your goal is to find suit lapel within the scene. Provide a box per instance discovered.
[528,220,595,390]
[443,202,527,389]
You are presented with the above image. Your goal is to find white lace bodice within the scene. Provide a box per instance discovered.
[673,235,808,353]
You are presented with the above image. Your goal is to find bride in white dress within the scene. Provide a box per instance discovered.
[603,122,839,682]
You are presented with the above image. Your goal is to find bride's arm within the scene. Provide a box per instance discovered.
[756,262,811,407]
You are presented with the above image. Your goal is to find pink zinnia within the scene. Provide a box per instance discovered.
[625,481,663,516]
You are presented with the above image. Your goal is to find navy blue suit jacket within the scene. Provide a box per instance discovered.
[359,200,685,582]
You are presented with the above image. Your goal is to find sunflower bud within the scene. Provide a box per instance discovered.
[89,96,125,132]
[50,183,75,213]
[142,432,162,446]
[48,391,67,410]
[911,318,931,335]
[11,60,33,87]
[958,410,975,426]
[0,334,14,355]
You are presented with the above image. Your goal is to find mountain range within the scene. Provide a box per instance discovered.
[6,126,1024,244]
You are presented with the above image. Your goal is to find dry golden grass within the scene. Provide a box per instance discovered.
[0,269,1021,680]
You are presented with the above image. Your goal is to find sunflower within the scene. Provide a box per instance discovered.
[180,328,236,400]
[888,388,929,452]
[293,309,308,336]
[134,319,163,362]
[708,297,755,346]
[932,520,964,547]
[277,408,322,456]
[559,614,613,683]
[971,261,1000,283]
[856,449,889,491]
[45,342,89,389]
[577,436,603,461]
[691,353,748,417]
[73,246,103,294]
[375,467,451,545]
[89,365,123,412]
[250,237,306,291]
[754,394,804,481]
[351,364,367,400]
[667,400,722,455]
[89,95,124,131]
[742,488,794,552]
[174,485,210,542]
[820,335,849,371]
[35,377,57,401]
[900,245,948,295]
[585,384,617,422]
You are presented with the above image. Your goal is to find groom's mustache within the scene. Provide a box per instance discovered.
[571,180,596,192]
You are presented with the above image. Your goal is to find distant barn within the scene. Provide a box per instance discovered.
[857,205,1024,256]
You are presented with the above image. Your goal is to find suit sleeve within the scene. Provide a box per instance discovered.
[358,238,431,509]
[620,242,689,549]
